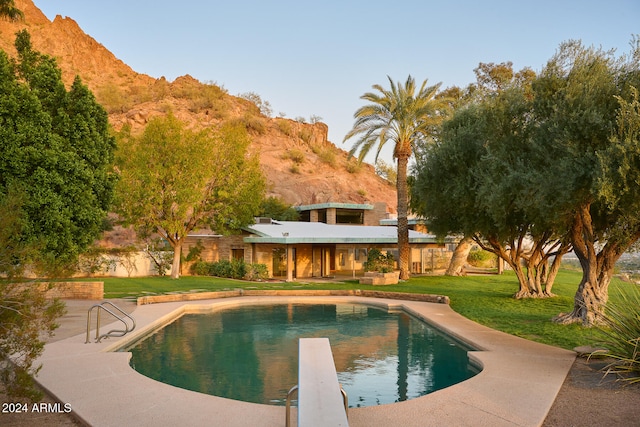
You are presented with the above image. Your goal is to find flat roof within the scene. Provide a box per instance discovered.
[243,220,439,244]
[294,203,374,211]
[379,218,427,226]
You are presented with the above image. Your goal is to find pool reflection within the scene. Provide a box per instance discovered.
[127,304,478,407]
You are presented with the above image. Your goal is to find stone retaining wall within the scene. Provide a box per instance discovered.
[137,289,449,305]
[38,281,104,299]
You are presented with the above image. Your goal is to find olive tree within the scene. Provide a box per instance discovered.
[412,70,570,298]
[533,40,640,324]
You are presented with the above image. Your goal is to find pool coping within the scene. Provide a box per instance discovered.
[34,295,576,426]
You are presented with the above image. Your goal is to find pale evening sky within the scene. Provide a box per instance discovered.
[35,0,639,164]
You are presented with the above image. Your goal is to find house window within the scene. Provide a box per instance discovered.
[273,248,287,277]
[317,209,327,223]
[232,249,244,261]
[336,209,364,224]
[299,210,310,222]
[355,248,367,261]
[338,250,348,267]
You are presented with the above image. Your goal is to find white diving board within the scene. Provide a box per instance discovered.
[297,338,349,427]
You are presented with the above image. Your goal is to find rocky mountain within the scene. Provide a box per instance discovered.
[0,0,397,213]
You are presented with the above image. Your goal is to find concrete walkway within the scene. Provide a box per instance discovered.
[36,296,576,427]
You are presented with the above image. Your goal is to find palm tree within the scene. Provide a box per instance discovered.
[0,0,23,21]
[344,75,445,280]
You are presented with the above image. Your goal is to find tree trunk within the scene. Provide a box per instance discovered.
[542,240,571,296]
[396,154,410,280]
[554,264,611,326]
[446,235,473,276]
[479,235,531,298]
[170,242,182,279]
[525,249,544,297]
[553,205,617,325]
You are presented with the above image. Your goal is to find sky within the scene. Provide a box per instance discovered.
[35,0,639,165]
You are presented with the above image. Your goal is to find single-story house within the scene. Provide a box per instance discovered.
[185,219,456,280]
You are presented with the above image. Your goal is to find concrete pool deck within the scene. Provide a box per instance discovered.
[35,295,576,426]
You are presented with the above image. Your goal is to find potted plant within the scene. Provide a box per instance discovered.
[360,248,400,285]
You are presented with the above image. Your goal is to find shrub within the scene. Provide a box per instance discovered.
[317,148,336,166]
[364,248,395,273]
[230,114,266,135]
[190,261,215,276]
[276,118,294,136]
[467,249,495,268]
[191,259,267,281]
[212,259,246,279]
[245,263,269,281]
[173,82,228,116]
[238,91,273,117]
[298,127,313,143]
[210,259,234,278]
[597,286,640,384]
[284,148,305,164]
[96,82,131,113]
[259,196,300,221]
[0,283,66,400]
[289,164,301,174]
[346,160,361,174]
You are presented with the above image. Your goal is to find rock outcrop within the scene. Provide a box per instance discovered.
[0,0,397,211]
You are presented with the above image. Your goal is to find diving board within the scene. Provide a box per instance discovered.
[297,338,349,427]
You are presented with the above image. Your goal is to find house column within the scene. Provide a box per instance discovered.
[287,245,294,282]
[326,208,336,224]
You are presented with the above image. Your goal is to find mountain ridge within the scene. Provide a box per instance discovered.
[1,0,397,212]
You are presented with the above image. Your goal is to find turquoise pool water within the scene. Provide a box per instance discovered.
[126,303,479,407]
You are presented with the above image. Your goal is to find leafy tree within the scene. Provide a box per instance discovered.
[1,30,111,399]
[258,196,300,221]
[309,114,323,124]
[413,39,640,324]
[239,92,272,117]
[114,114,266,279]
[412,69,570,297]
[412,62,541,279]
[0,31,117,275]
[344,75,447,279]
[532,40,640,325]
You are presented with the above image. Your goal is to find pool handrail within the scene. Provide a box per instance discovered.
[86,301,136,343]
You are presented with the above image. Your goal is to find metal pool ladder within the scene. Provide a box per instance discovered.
[85,301,136,343]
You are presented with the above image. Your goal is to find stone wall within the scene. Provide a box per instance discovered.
[137,289,450,305]
[39,282,104,299]
[365,202,390,226]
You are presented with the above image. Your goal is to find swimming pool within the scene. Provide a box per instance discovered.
[124,302,479,407]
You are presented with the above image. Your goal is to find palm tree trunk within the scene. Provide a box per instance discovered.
[396,154,410,280]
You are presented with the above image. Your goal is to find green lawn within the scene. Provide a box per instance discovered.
[97,269,634,351]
